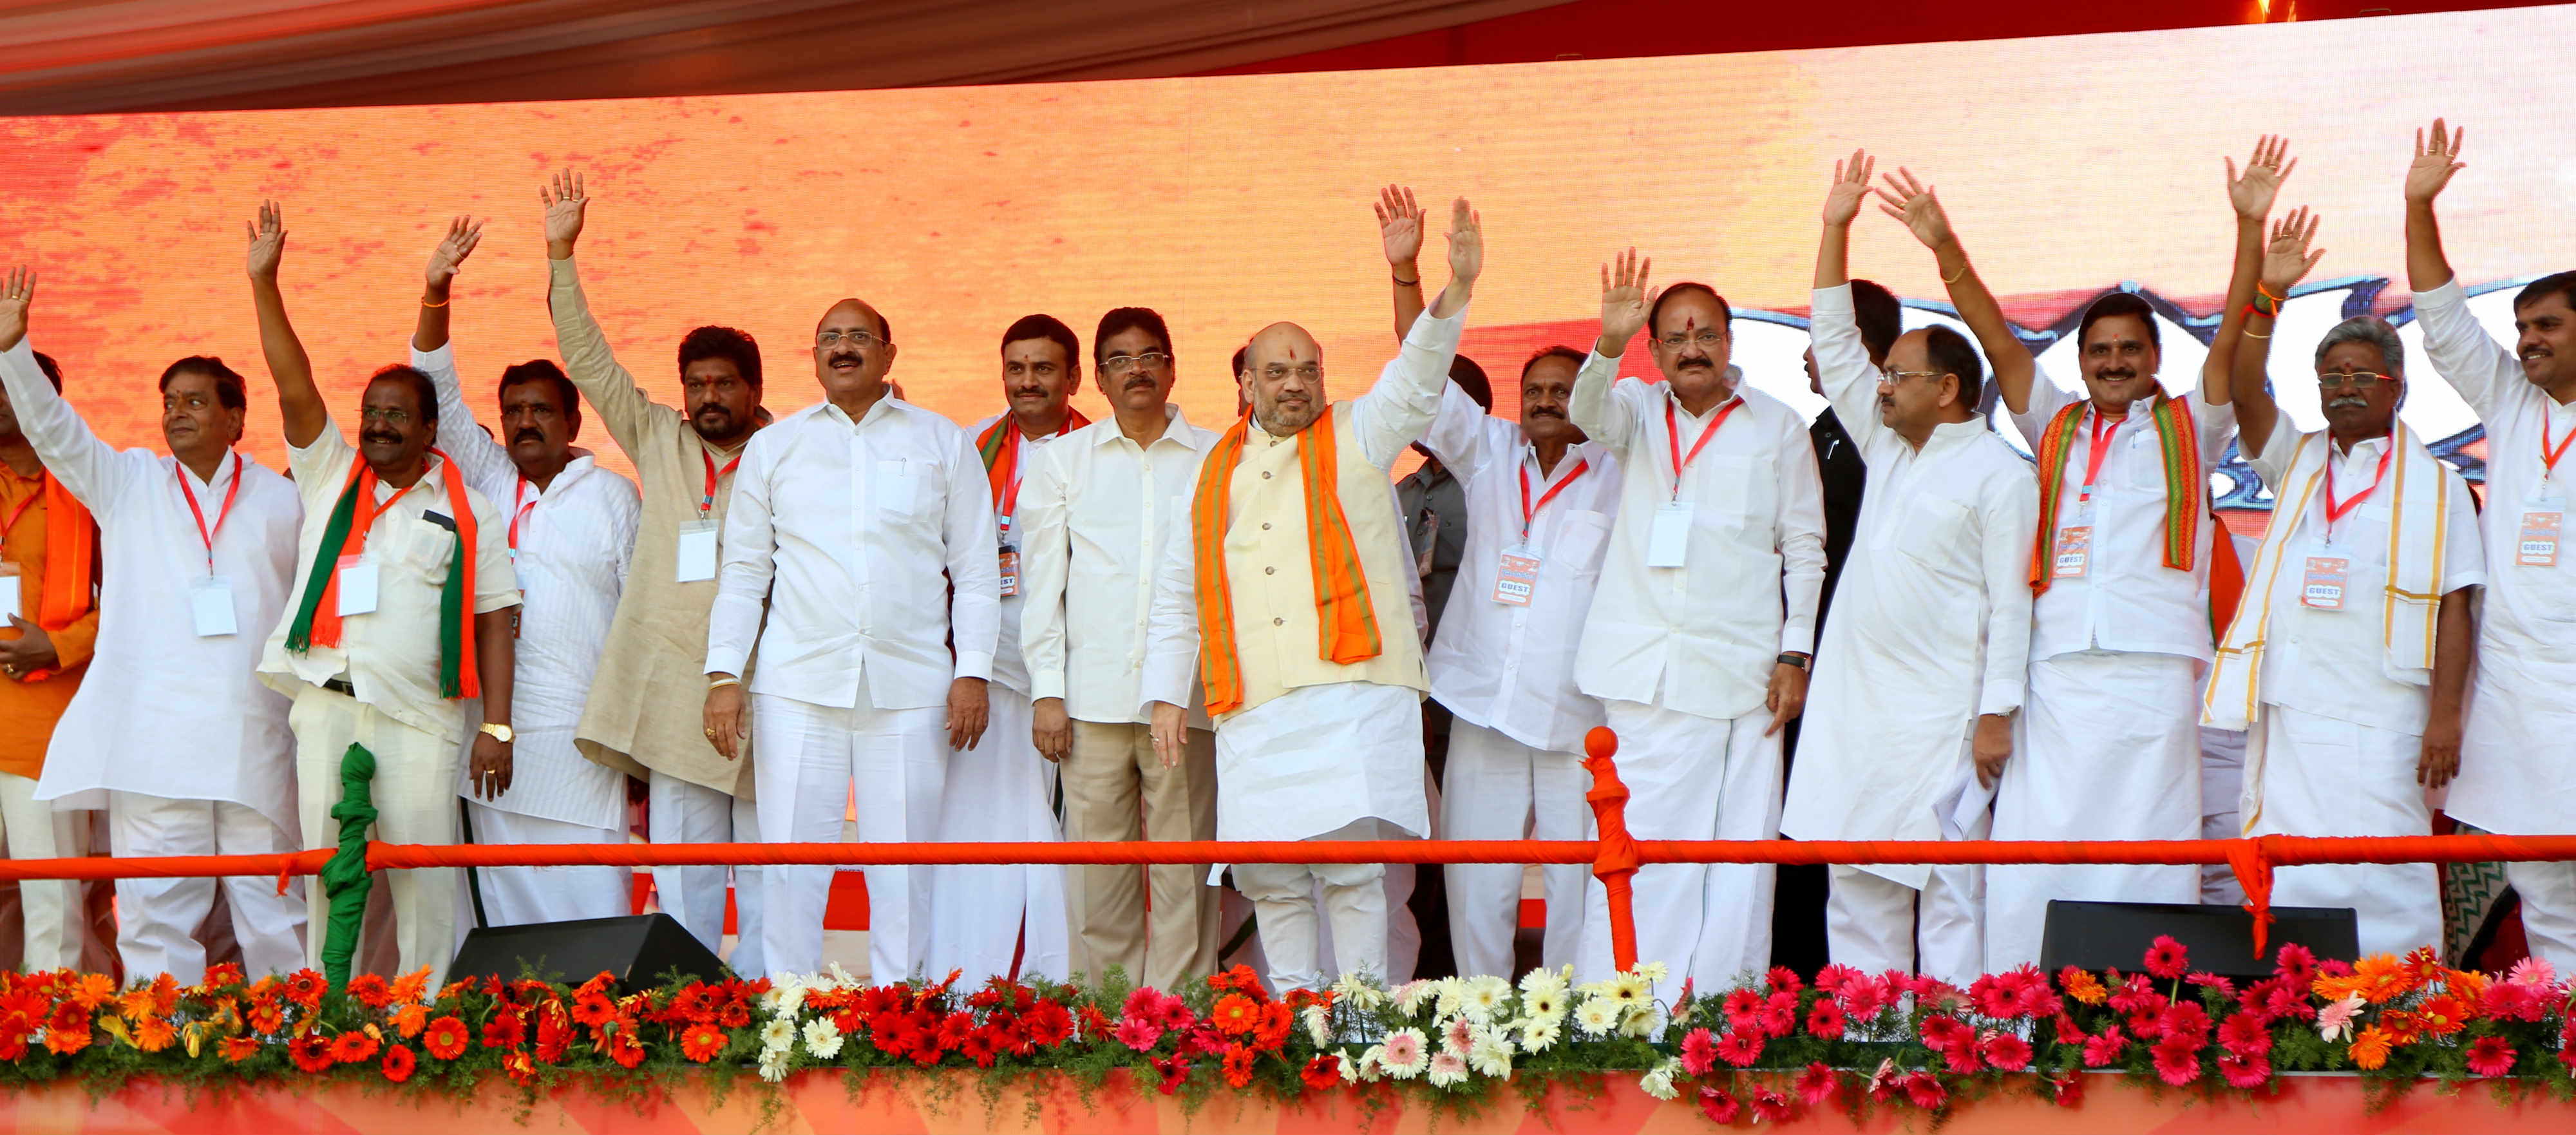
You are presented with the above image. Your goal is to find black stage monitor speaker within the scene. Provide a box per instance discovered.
[449,913,728,989]
[2039,901,2359,983]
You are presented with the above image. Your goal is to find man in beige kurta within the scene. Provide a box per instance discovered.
[541,173,766,971]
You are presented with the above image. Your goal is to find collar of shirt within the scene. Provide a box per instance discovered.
[1921,417,1987,452]
[178,449,242,494]
[368,452,453,505]
[1666,368,1745,423]
[1090,402,1200,450]
[820,395,901,431]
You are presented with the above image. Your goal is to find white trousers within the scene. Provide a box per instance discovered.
[928,687,1072,986]
[1989,651,2202,971]
[1442,719,1587,979]
[1577,700,1779,1002]
[0,772,79,972]
[462,802,632,929]
[1235,818,1402,993]
[107,792,306,983]
[288,685,460,982]
[753,691,943,982]
[647,770,763,977]
[2509,861,2576,975]
[2248,706,2443,958]
[1826,801,1988,987]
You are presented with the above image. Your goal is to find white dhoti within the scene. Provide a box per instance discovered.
[288,685,462,981]
[1988,650,2201,971]
[2246,707,2441,958]
[647,771,762,977]
[0,772,80,973]
[1577,699,1779,1002]
[928,687,1072,985]
[107,792,306,982]
[753,689,944,982]
[1442,718,1587,979]
[1825,805,1987,988]
[462,803,632,930]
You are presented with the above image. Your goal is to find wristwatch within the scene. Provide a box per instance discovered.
[1775,653,1812,672]
[478,723,515,745]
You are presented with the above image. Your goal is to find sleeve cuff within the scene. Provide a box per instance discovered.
[1405,302,1467,347]
[2415,276,2467,315]
[1030,671,1067,702]
[1777,625,1815,656]
[953,651,995,683]
[1978,682,2024,718]
[1141,660,1193,709]
[411,341,455,372]
[548,256,580,287]
[1810,283,1854,318]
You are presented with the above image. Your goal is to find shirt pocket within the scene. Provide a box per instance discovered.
[1698,455,1761,524]
[1555,510,1615,580]
[1892,495,1975,572]
[392,513,459,584]
[2123,432,2167,493]
[874,457,924,518]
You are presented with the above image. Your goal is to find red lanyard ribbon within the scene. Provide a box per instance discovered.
[1663,395,1742,501]
[177,452,245,570]
[2078,410,2121,502]
[1518,454,1590,543]
[507,477,539,552]
[2543,410,2576,486]
[699,447,741,517]
[2322,436,2395,542]
[0,484,37,537]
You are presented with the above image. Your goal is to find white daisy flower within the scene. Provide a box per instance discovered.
[802,1017,844,1059]
[759,1017,797,1053]
[1573,997,1620,1036]
[1517,1013,1563,1053]
[1638,1058,1681,1101]
[1379,1027,1430,1080]
[1467,1030,1514,1079]
[1426,1051,1469,1087]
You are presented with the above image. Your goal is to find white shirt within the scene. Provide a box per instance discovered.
[258,422,522,740]
[1416,383,1622,754]
[1,340,303,835]
[969,413,1075,698]
[1567,355,1828,721]
[1018,403,1219,726]
[2246,424,2483,736]
[419,344,640,828]
[706,395,999,710]
[2011,368,2237,663]
[1781,285,2040,850]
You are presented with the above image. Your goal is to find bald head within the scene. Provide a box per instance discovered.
[1239,321,1328,435]
[813,296,898,414]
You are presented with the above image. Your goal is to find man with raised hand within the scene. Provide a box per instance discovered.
[0,268,304,984]
[1777,153,2037,986]
[247,203,521,981]
[2400,119,2576,970]
[1140,195,1481,994]
[1568,248,1826,1001]
[541,172,767,972]
[2210,207,2481,957]
[1881,147,2257,972]
[929,314,1086,986]
[702,292,998,984]
[412,216,640,929]
[1019,306,1223,990]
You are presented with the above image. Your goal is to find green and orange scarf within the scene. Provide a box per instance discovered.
[976,408,1090,508]
[1189,406,1379,716]
[2028,394,2244,634]
[284,451,482,699]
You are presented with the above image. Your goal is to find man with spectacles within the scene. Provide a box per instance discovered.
[926,315,1087,986]
[1140,195,1481,993]
[539,172,770,971]
[2207,205,2479,957]
[704,289,998,984]
[1779,153,2038,985]
[2399,119,2576,971]
[1568,250,1827,1002]
[1019,307,1224,989]
[1887,144,2257,972]
[246,203,522,981]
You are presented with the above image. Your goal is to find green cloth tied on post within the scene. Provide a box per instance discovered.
[319,742,378,989]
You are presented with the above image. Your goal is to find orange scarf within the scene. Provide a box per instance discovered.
[2,472,95,633]
[976,408,1091,508]
[1189,407,1380,716]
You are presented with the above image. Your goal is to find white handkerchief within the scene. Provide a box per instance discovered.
[1933,756,1996,843]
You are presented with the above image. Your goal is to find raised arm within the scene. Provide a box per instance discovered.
[414,215,483,355]
[2398,120,2517,415]
[412,217,512,486]
[540,171,660,457]
[0,270,128,510]
[1353,196,1479,469]
[2231,209,2327,459]
[1877,169,2034,415]
[2205,135,2297,405]
[1572,249,1653,448]
[247,202,326,448]
[2405,119,2466,294]
[1812,149,1896,460]
[1379,184,1428,340]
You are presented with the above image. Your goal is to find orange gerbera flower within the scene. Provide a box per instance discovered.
[422,1015,470,1060]
[1211,994,1260,1037]
[247,1002,284,1036]
[392,1004,428,1040]
[221,1036,261,1062]
[680,1023,727,1063]
[345,974,392,1008]
[282,970,327,1010]
[68,973,115,1011]
[43,1002,92,1054]
[2058,968,2107,1006]
[1222,1044,1255,1088]
[133,1016,178,1053]
[2442,968,2488,1005]
[148,975,180,1018]
[2320,955,2418,1004]
[389,969,430,1006]
[116,988,158,1022]
[2347,1024,2394,1070]
[2414,995,2471,1038]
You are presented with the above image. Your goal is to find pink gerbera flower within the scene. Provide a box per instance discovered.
[1981,1032,2033,1072]
[1678,1027,1718,1076]
[2218,1050,2271,1089]
[2144,936,2190,980]
[2508,956,2559,989]
[1795,1062,1839,1105]
[2467,1035,2518,1077]
[1696,1087,1739,1123]
[1716,1028,1765,1067]
[1115,1017,1164,1052]
[2273,943,2318,986]
[2082,1025,2128,1067]
[2152,1036,2203,1085]
[2217,1011,2273,1058]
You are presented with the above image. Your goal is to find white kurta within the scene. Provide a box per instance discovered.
[0,341,302,836]
[1781,285,2039,890]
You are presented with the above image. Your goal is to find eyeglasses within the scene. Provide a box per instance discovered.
[359,406,413,426]
[2316,370,2394,390]
[1255,364,1323,382]
[815,330,887,349]
[1102,352,1170,374]
[1880,368,1945,385]
[1656,329,1727,350]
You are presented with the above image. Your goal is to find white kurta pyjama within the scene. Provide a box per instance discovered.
[1,339,308,983]
[927,416,1074,987]
[418,344,641,928]
[1985,368,2236,973]
[1415,382,1621,980]
[2409,279,2576,971]
[1566,349,1827,1001]
[707,395,1000,982]
[1779,285,2038,977]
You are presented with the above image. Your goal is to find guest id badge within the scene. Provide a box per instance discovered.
[1492,547,1542,606]
[0,562,19,623]
[334,554,380,616]
[2051,501,2094,579]
[1645,502,1693,568]
[998,548,1021,598]
[189,575,238,637]
[2301,555,2351,611]
[675,520,719,583]
[2518,496,2565,568]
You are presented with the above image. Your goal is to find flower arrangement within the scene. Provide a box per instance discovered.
[1,940,2571,1125]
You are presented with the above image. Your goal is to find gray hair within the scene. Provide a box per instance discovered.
[2314,316,2405,378]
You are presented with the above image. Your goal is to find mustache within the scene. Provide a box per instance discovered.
[828,352,862,368]
[2324,396,2371,410]
[360,430,402,444]
[1122,375,1157,390]
[1526,407,1564,419]
[1008,386,1048,400]
[511,428,547,445]
[2098,368,2139,380]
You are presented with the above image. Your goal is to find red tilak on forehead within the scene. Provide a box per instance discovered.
[1285,344,1301,361]
[1683,316,1697,332]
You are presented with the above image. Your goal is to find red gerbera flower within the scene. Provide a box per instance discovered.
[2273,943,2318,987]
[1678,1027,1718,1075]
[1917,1014,1971,1054]
[482,1009,527,1050]
[380,1043,416,1083]
[345,974,392,1008]
[1716,1028,1764,1067]
[1221,1044,1255,1089]
[959,1027,1000,1068]
[332,1030,380,1063]
[605,1026,645,1069]
[2081,1025,2128,1067]
[1749,1087,1793,1122]
[289,1032,334,1073]
[1758,991,1798,1038]
[2050,1073,2086,1107]
[2467,1035,2518,1077]
[1301,1054,1341,1090]
[2152,1036,2202,1085]
[43,1002,91,1055]
[1805,998,1846,1040]
[1721,988,1763,1033]
[681,1023,727,1063]
[570,990,618,1029]
[1022,1000,1074,1047]
[502,1051,536,1085]
[2218,1050,2271,1089]
[1697,1087,1739,1124]
[2217,1011,2273,1057]
[1981,1032,2033,1072]
[1765,966,1804,995]
[422,1015,469,1060]
[936,1011,976,1052]
[1151,1054,1191,1095]
[2143,936,2189,980]
[1795,1062,1838,1105]
[1901,1071,1946,1109]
